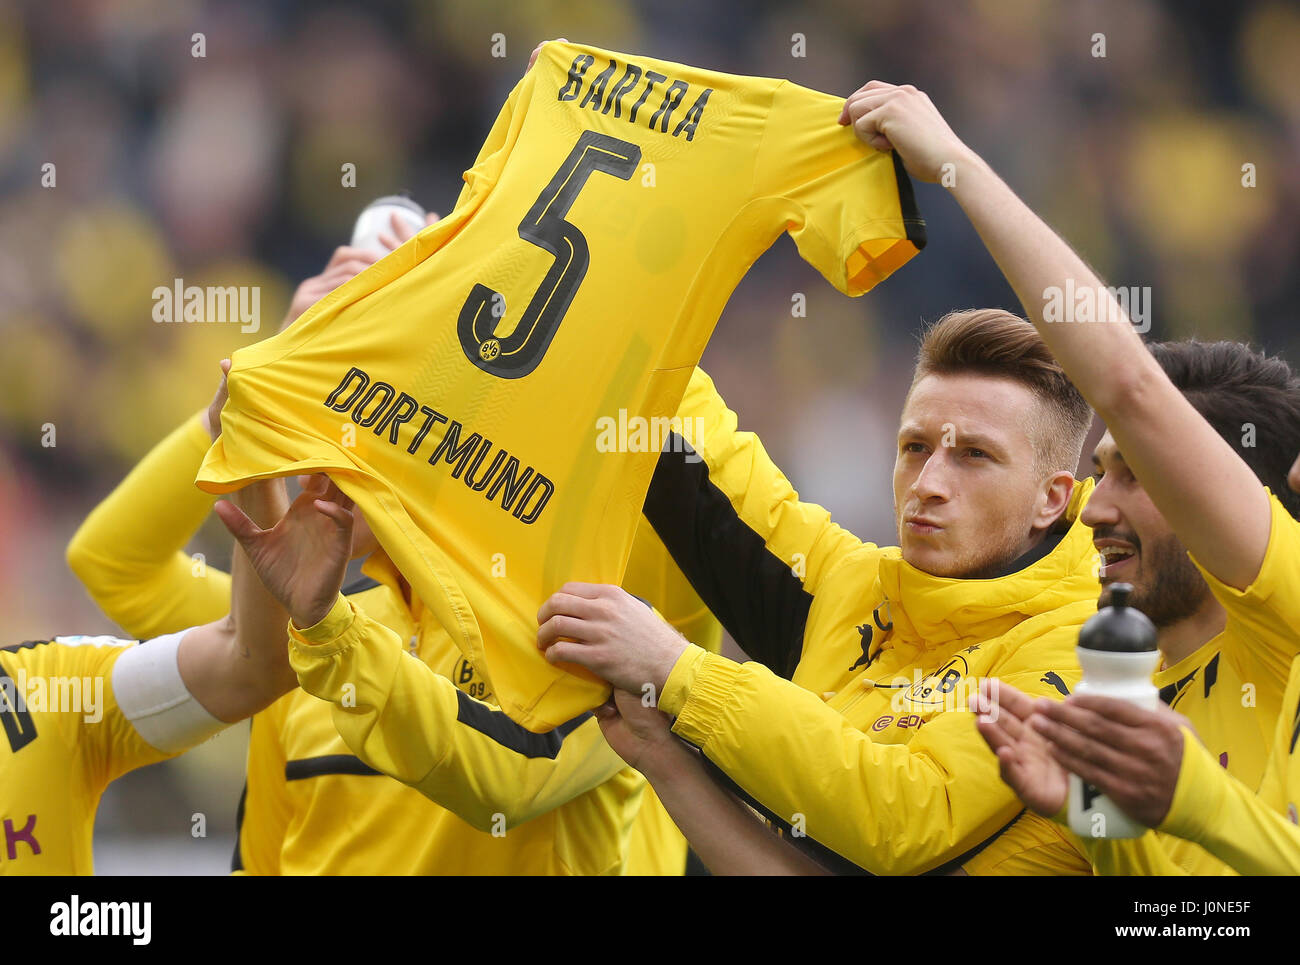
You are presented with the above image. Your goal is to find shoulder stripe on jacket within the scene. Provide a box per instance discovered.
[644,433,812,679]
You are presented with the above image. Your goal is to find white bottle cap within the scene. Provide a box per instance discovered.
[350,195,427,256]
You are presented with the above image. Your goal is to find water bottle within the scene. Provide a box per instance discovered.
[1067,583,1161,840]
[350,195,427,256]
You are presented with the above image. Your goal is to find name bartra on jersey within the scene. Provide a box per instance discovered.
[558,54,712,141]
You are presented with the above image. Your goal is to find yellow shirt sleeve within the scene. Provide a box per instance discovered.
[66,411,231,639]
[671,367,867,598]
[1073,734,1238,877]
[755,80,924,295]
[288,596,627,831]
[646,366,871,677]
[661,650,1019,875]
[1155,665,1300,875]
[1189,492,1300,686]
[59,640,175,788]
[453,69,529,211]
[660,617,1088,875]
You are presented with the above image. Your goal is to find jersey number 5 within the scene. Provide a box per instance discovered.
[458,130,641,379]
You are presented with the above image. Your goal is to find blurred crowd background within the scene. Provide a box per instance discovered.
[1,0,1298,873]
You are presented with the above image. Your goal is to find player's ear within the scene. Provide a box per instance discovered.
[1035,470,1075,531]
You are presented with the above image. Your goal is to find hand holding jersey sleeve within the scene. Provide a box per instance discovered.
[838,82,970,183]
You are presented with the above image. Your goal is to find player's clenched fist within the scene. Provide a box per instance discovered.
[838,80,972,183]
[536,583,689,696]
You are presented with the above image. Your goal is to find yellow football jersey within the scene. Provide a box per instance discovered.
[71,411,719,874]
[1156,655,1300,875]
[969,490,1300,875]
[0,637,170,875]
[196,40,924,731]
[1080,491,1300,875]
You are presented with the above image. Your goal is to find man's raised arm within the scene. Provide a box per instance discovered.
[843,81,1272,591]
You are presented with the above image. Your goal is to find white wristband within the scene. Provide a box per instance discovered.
[112,629,226,753]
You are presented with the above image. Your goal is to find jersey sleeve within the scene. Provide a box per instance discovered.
[1154,663,1300,875]
[1074,727,1253,877]
[66,412,232,640]
[644,366,870,677]
[287,596,627,831]
[16,636,189,790]
[1078,830,1199,876]
[231,705,290,875]
[59,638,171,788]
[1189,492,1300,686]
[754,80,925,297]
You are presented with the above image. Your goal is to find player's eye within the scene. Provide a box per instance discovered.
[967,448,988,459]
[902,441,927,454]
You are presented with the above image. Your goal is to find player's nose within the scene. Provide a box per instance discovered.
[910,452,951,501]
[1080,476,1121,529]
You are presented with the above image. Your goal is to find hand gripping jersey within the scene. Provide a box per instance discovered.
[195,40,925,730]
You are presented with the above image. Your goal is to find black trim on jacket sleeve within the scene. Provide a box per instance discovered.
[697,757,1019,876]
[644,433,812,679]
[453,690,592,759]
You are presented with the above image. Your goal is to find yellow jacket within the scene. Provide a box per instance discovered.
[647,368,1099,874]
